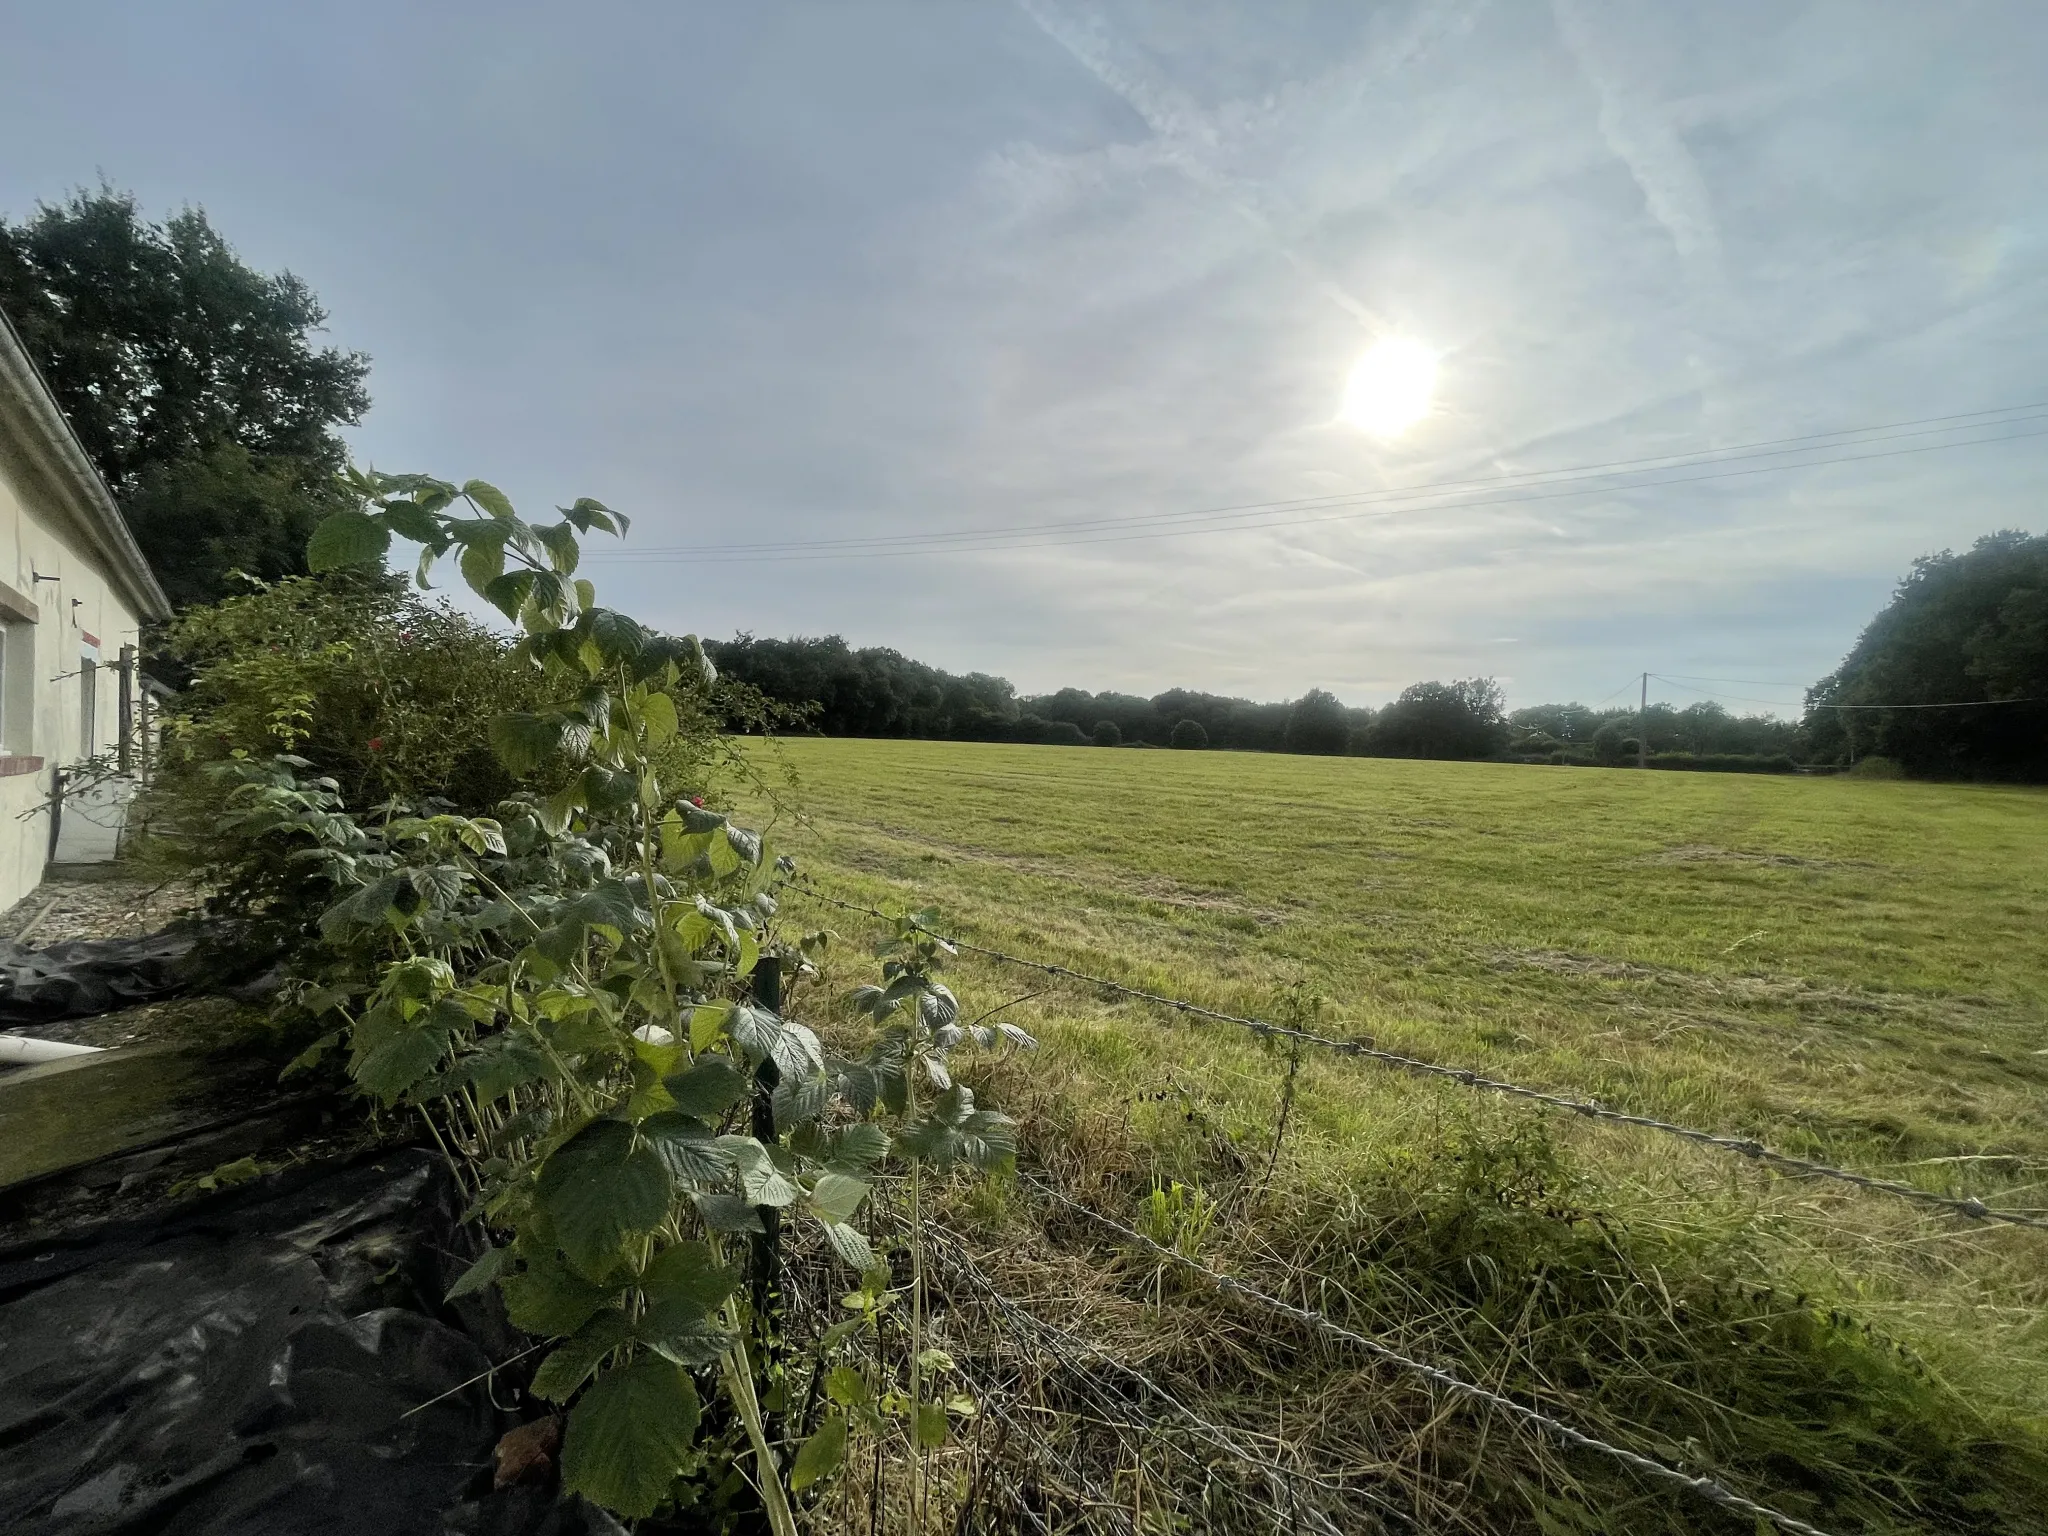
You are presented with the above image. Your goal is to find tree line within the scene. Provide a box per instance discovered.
[705,633,1811,769]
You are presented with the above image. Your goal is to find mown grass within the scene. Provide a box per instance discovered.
[745,739,2048,1533]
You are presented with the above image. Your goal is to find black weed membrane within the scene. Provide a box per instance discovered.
[0,1150,614,1536]
[0,929,203,1025]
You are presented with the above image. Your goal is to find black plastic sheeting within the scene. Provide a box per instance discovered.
[0,932,201,1025]
[0,1149,623,1536]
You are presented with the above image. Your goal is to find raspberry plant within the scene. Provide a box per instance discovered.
[227,471,1033,1528]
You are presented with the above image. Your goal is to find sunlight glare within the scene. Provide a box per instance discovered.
[1340,337,1438,438]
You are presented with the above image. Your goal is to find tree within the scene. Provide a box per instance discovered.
[1169,718,1208,749]
[0,186,370,606]
[1356,678,1507,760]
[1805,530,2048,780]
[1092,719,1122,747]
[1283,688,1350,755]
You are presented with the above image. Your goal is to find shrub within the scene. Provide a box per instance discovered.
[1850,754,1906,779]
[1040,719,1087,746]
[156,570,552,812]
[1169,718,1208,749]
[1092,719,1122,747]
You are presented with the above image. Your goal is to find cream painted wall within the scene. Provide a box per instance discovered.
[0,442,148,911]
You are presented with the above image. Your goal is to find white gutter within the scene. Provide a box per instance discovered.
[0,307,173,623]
[0,1034,106,1065]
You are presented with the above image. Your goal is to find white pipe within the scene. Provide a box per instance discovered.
[0,1034,106,1064]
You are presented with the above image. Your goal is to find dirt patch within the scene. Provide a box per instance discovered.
[1642,844,1878,872]
[0,872,202,943]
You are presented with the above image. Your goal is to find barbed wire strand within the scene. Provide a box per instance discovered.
[1029,1178,1840,1536]
[792,880,2048,1233]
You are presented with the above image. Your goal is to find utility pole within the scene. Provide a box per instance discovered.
[1638,671,1649,769]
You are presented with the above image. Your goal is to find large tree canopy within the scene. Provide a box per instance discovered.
[1356,678,1508,760]
[0,187,369,606]
[1806,530,2048,780]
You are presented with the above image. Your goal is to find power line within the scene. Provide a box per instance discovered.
[1031,1180,1841,1536]
[582,405,2048,564]
[593,402,2048,556]
[790,880,2048,1233]
[1649,675,2046,712]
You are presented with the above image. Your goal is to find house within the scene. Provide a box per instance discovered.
[0,309,173,911]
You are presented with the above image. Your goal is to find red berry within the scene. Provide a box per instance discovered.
[368,737,385,751]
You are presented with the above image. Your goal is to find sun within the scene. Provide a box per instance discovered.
[1340,337,1438,438]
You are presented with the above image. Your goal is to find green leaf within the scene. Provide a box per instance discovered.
[915,1399,949,1449]
[808,1172,871,1225]
[640,1240,741,1313]
[894,1084,1017,1172]
[687,1002,731,1054]
[489,713,565,777]
[562,495,627,535]
[560,1358,701,1520]
[825,1122,890,1173]
[380,498,443,543]
[483,568,538,621]
[353,999,463,1105]
[530,1307,634,1402]
[586,608,648,665]
[639,691,679,746]
[501,1249,617,1335]
[536,521,581,574]
[661,1057,750,1120]
[639,1111,734,1188]
[821,1221,875,1274]
[445,1244,509,1301]
[824,1366,871,1407]
[463,478,518,520]
[307,509,391,570]
[790,1412,848,1492]
[717,1135,798,1206]
[537,1119,674,1276]
[637,1300,737,1367]
[460,537,507,592]
[692,1192,764,1233]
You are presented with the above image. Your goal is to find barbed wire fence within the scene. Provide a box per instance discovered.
[791,878,2048,1233]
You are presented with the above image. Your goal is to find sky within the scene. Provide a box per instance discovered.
[3,0,2044,713]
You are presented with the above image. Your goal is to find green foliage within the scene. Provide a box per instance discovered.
[1091,719,1122,747]
[154,571,547,812]
[0,185,369,606]
[1282,687,1350,755]
[1357,677,1508,760]
[1806,529,2048,780]
[161,471,1028,1527]
[1169,718,1208,750]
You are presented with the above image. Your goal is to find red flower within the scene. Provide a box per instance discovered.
[689,795,704,807]
[368,737,385,752]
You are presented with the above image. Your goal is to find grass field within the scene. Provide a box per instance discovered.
[746,739,2048,1534]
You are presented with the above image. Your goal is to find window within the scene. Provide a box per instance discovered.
[0,623,29,756]
[80,654,96,758]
